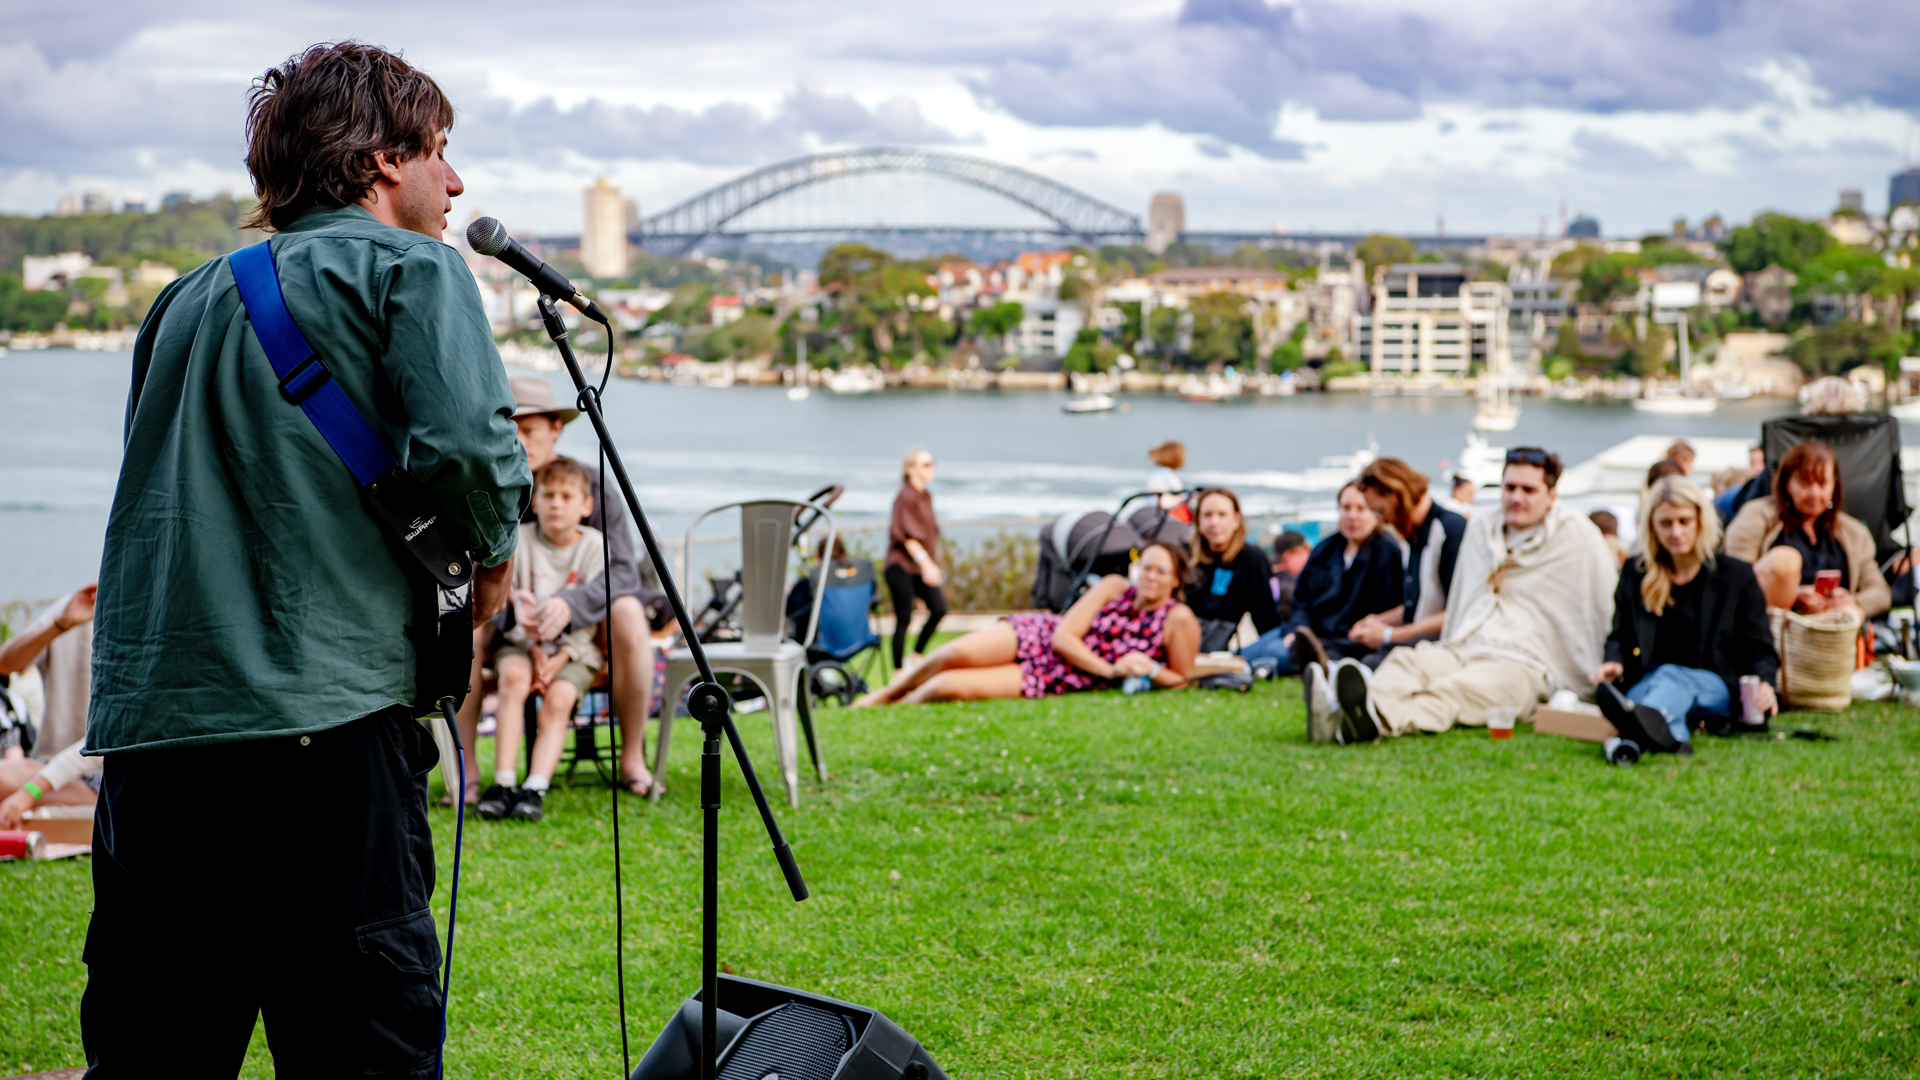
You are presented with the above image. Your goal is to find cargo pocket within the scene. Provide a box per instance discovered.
[355,909,444,1073]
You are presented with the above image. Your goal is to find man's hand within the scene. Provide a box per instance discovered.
[532,597,573,643]
[1752,680,1779,718]
[0,788,35,829]
[472,559,512,628]
[1592,661,1624,686]
[1349,615,1387,649]
[57,583,98,632]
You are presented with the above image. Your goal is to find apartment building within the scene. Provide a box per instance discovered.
[1356,264,1509,376]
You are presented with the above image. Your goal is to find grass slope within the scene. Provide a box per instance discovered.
[5,683,1919,1078]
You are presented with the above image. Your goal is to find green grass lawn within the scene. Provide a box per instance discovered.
[6,681,1919,1078]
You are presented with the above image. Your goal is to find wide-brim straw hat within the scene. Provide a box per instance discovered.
[509,375,581,424]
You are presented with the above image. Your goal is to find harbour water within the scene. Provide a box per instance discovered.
[0,349,1848,601]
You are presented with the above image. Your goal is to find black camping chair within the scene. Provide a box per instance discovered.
[1759,414,1911,564]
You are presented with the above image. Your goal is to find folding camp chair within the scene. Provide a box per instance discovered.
[803,556,886,706]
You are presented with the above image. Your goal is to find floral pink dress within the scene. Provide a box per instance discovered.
[1005,587,1174,698]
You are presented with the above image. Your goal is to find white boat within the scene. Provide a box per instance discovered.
[1300,439,1379,489]
[825,366,885,394]
[1175,371,1244,402]
[1455,432,1507,490]
[1632,394,1718,415]
[1890,399,1920,421]
[1062,392,1117,414]
[786,385,810,401]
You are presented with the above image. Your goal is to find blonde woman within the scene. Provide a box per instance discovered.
[886,447,947,671]
[1593,477,1778,743]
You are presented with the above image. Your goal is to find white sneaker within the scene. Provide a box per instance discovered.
[1304,662,1339,744]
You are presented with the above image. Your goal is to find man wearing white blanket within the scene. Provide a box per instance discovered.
[1315,447,1616,742]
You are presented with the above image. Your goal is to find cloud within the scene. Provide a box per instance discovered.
[0,42,243,173]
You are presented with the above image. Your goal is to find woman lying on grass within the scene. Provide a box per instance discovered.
[856,541,1199,706]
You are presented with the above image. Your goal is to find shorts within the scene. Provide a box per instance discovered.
[494,642,597,699]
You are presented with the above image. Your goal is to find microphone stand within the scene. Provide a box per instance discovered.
[537,295,809,1080]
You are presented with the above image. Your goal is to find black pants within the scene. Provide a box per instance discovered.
[82,707,444,1079]
[884,563,948,667]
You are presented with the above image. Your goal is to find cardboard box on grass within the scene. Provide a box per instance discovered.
[22,805,94,846]
[1531,708,1618,743]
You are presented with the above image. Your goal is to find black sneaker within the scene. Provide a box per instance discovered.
[509,787,545,822]
[476,784,517,820]
[1331,659,1380,743]
[1597,683,1678,754]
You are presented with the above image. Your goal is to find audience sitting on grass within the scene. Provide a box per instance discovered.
[1270,530,1310,624]
[1665,440,1697,475]
[476,456,608,823]
[457,376,657,807]
[1147,441,1193,522]
[1647,456,1687,490]
[1351,457,1467,659]
[855,542,1199,705]
[1449,473,1477,515]
[0,584,99,825]
[1316,448,1616,744]
[1185,488,1281,652]
[1243,481,1403,676]
[1594,476,1778,747]
[1726,440,1889,620]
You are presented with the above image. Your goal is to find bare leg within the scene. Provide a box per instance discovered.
[450,623,495,802]
[854,622,1019,707]
[901,665,1025,704]
[491,654,533,781]
[1754,547,1802,610]
[527,682,581,783]
[608,596,654,791]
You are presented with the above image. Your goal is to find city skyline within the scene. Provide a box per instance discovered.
[4,1,1918,237]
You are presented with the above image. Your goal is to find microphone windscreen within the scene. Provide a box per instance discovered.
[466,216,509,257]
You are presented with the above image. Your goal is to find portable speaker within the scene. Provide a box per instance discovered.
[629,974,948,1080]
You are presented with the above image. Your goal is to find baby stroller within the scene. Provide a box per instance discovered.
[1031,491,1194,614]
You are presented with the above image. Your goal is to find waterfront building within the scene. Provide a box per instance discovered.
[1356,263,1509,377]
[1145,266,1304,355]
[580,176,630,279]
[1146,193,1185,254]
[1893,168,1920,210]
[1743,265,1797,326]
[23,252,95,291]
[1505,265,1571,368]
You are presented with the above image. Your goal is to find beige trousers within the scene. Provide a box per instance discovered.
[1370,641,1550,736]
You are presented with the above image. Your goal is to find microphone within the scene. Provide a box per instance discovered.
[466,216,608,324]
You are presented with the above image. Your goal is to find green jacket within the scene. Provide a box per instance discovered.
[88,204,530,754]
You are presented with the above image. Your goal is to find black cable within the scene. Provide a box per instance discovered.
[599,325,632,1077]
[435,695,468,1080]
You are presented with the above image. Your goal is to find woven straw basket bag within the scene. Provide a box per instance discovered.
[1771,607,1862,711]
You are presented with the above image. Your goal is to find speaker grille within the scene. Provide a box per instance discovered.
[717,1001,856,1080]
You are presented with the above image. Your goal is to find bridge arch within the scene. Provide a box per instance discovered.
[639,147,1142,253]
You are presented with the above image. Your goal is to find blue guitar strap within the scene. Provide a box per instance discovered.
[228,240,472,590]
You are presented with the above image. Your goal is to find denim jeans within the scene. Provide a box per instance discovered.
[1624,665,1730,744]
[1239,626,1297,673]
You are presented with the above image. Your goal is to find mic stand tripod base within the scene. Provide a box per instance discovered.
[535,295,807,1080]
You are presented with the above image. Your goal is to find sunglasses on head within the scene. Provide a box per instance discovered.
[1505,448,1553,467]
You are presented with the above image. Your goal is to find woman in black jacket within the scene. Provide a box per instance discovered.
[1186,488,1282,652]
[1593,477,1779,743]
[1250,481,1403,674]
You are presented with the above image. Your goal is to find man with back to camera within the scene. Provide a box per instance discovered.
[82,43,528,1076]
[1317,448,1615,743]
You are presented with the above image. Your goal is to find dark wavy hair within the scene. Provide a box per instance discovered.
[242,42,453,232]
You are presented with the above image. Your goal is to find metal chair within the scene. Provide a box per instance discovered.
[656,499,833,807]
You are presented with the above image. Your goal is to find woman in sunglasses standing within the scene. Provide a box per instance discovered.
[886,446,949,676]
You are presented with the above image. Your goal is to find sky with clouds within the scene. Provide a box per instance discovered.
[4,0,1917,239]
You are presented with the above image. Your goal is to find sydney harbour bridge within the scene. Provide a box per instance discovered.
[596,146,1474,260]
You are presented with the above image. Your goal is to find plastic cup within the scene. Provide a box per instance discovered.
[1739,675,1766,726]
[1815,569,1841,597]
[1485,705,1517,740]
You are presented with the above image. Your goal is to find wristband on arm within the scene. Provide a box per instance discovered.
[22,780,44,800]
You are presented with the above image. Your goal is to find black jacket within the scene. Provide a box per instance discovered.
[1603,555,1779,703]
[1189,543,1281,634]
[1283,531,1404,641]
